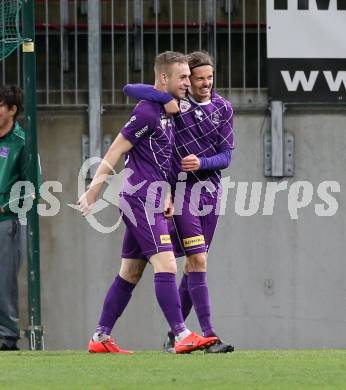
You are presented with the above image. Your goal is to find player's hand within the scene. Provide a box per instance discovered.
[0,207,4,213]
[164,99,180,117]
[164,196,174,218]
[77,189,97,216]
[181,154,201,172]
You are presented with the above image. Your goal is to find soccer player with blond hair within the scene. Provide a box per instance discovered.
[79,51,217,354]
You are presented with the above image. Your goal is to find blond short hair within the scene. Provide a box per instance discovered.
[154,51,188,75]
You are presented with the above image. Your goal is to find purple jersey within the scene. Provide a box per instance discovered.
[120,100,174,198]
[173,91,234,193]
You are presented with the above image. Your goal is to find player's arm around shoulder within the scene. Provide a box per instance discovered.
[164,99,180,116]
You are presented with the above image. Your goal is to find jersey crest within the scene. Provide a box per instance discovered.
[180,99,191,113]
[211,112,221,125]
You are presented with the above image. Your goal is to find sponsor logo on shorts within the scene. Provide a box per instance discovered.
[0,146,9,158]
[183,235,205,248]
[160,234,172,244]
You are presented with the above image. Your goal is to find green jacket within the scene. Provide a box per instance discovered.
[0,122,26,222]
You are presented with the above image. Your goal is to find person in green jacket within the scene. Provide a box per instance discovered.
[0,85,25,351]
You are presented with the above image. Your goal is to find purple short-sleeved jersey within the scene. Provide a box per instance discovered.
[120,100,174,198]
[172,91,234,193]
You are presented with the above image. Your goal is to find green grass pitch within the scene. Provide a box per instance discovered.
[1,350,346,389]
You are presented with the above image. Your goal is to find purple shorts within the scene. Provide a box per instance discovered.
[172,190,220,256]
[120,194,175,260]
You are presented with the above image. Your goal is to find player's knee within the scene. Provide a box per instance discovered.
[165,259,177,274]
[151,252,177,274]
[186,253,207,272]
[130,268,145,284]
[159,256,177,274]
[119,260,146,284]
[120,270,142,284]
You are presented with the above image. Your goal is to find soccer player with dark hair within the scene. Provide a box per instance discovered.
[123,51,235,353]
[0,85,25,351]
[79,51,217,354]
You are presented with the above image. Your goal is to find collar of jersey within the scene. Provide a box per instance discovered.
[188,94,211,106]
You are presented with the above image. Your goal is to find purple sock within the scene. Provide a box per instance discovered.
[97,275,136,334]
[179,273,193,320]
[188,272,215,337]
[154,272,186,336]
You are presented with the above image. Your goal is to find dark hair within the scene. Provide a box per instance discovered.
[0,85,23,120]
[187,51,214,70]
[154,51,188,74]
